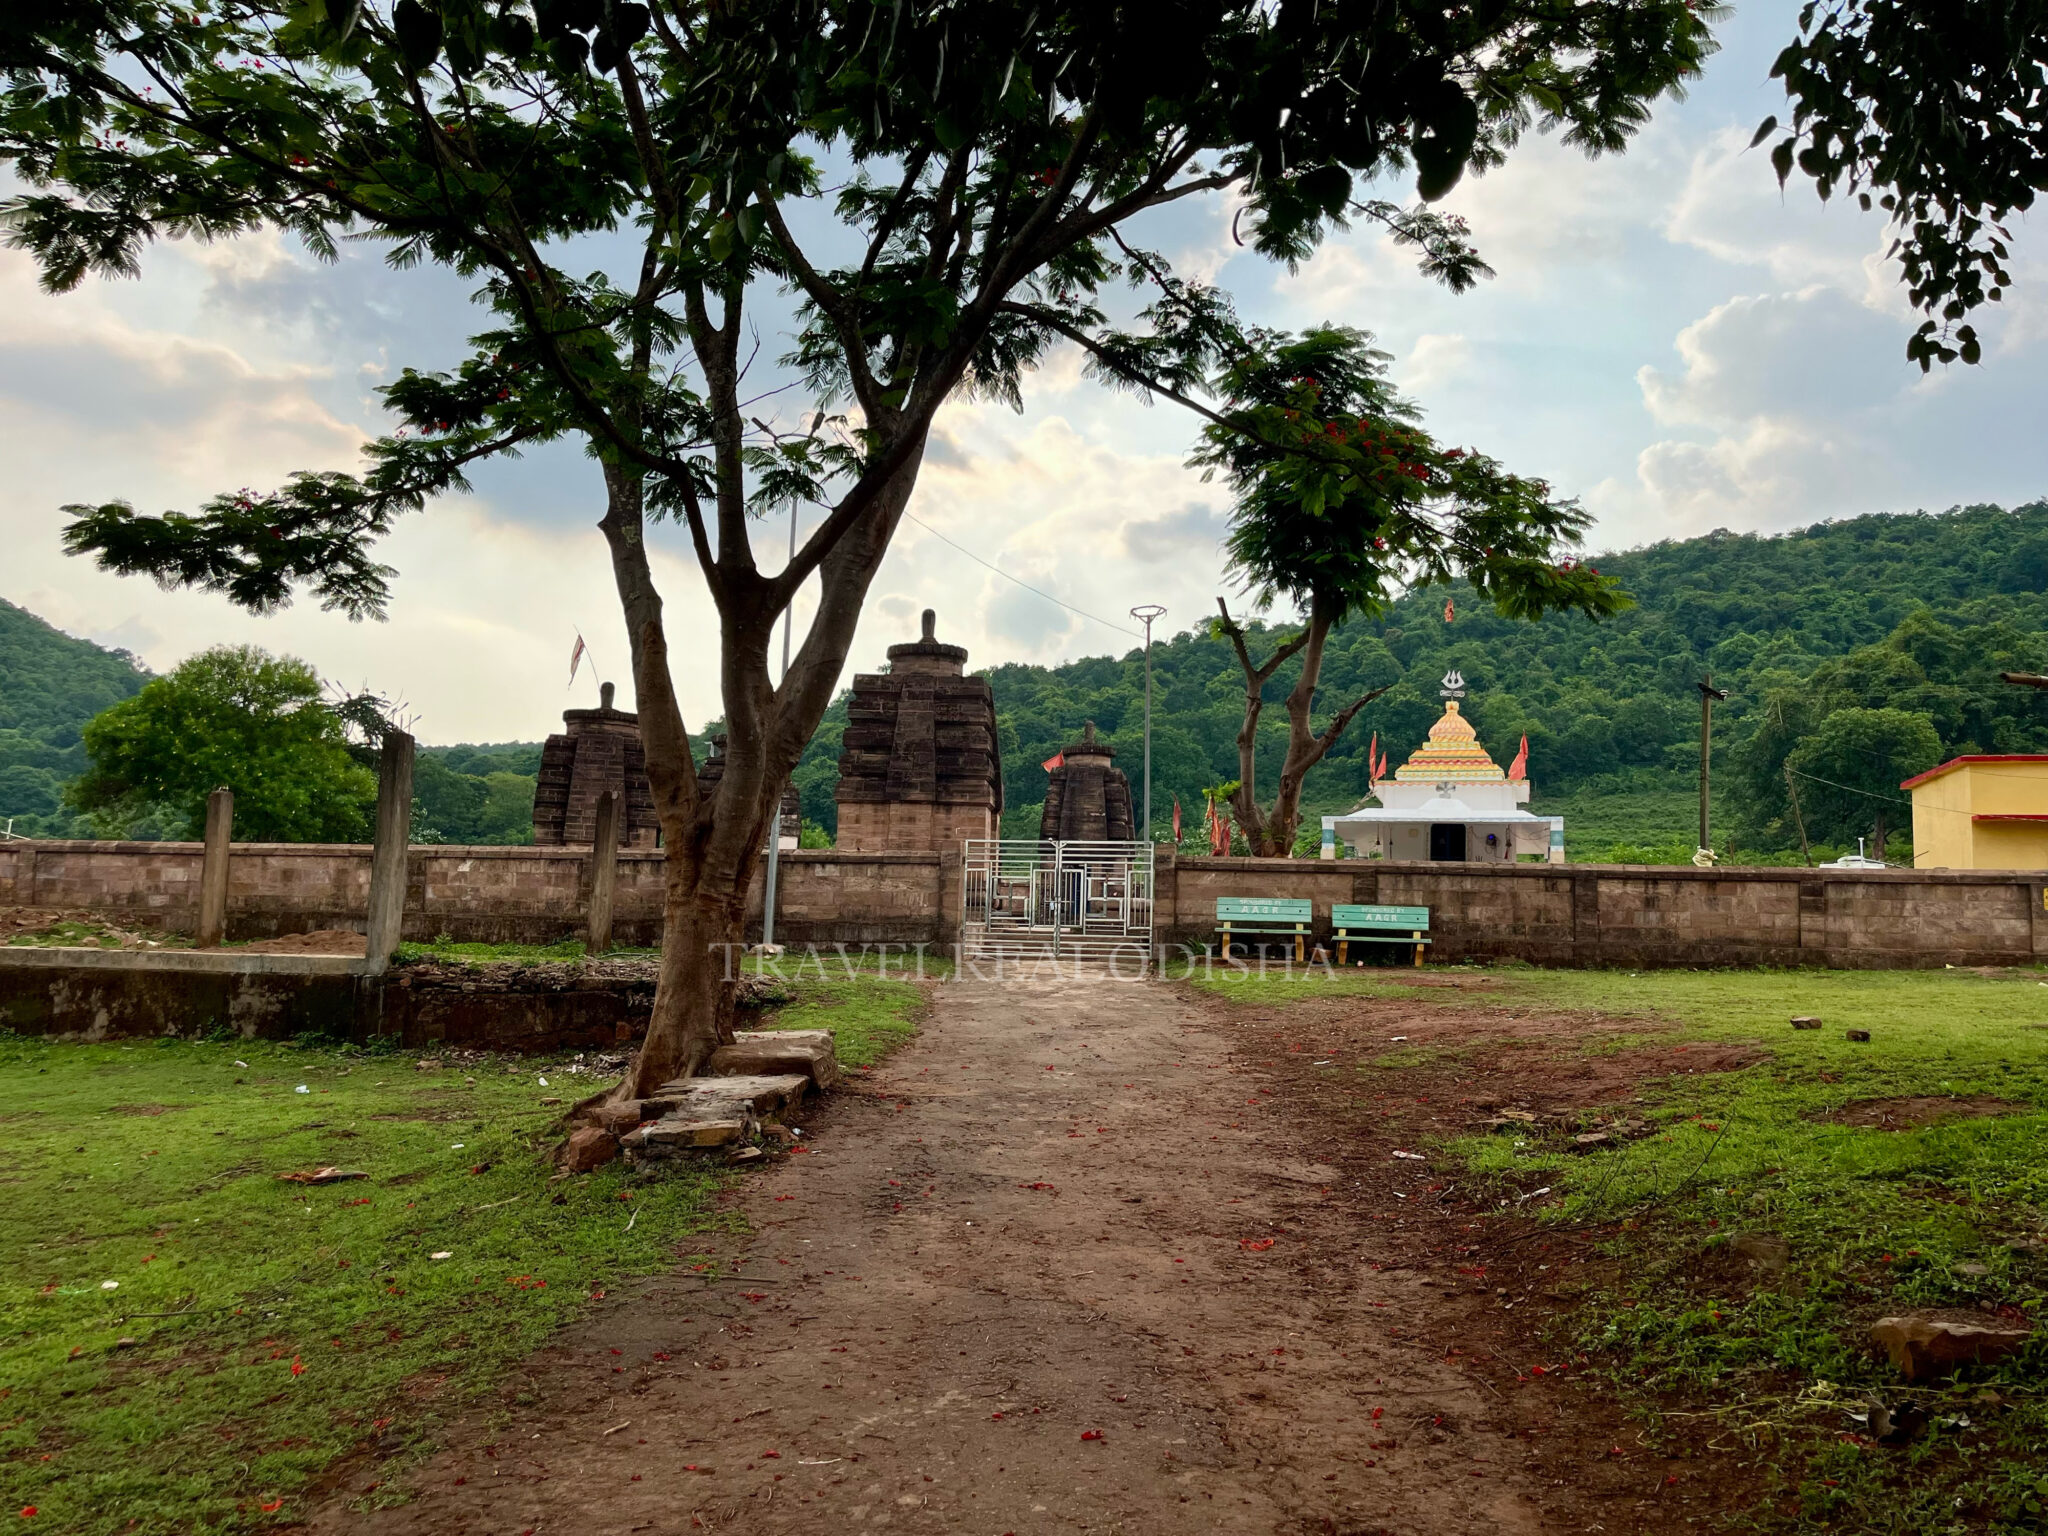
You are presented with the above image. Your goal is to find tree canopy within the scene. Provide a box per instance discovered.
[1759,0,2048,368]
[67,645,380,841]
[3,0,1726,1089]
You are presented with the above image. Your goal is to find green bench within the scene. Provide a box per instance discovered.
[1332,903,1432,968]
[1215,897,1313,962]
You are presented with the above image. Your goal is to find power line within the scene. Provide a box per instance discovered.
[902,511,1142,639]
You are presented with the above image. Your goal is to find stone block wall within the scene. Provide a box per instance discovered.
[8,837,2048,969]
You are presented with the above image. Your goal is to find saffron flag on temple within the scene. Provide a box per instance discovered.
[1041,750,1064,772]
[1508,734,1529,782]
[1367,732,1379,783]
[567,633,587,686]
[1443,596,1455,624]
[1172,797,1182,843]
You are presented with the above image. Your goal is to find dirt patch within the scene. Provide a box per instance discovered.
[236,929,370,956]
[1816,1094,2028,1130]
[301,973,1767,1536]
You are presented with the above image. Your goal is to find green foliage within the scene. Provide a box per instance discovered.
[1199,326,1625,627]
[67,645,377,842]
[411,751,538,844]
[0,597,148,837]
[783,503,2048,852]
[1782,706,1941,853]
[1758,1,2048,369]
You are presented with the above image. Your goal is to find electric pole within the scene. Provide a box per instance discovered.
[1697,674,1729,857]
[1130,605,1167,841]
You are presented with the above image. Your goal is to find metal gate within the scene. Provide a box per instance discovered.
[960,839,1154,970]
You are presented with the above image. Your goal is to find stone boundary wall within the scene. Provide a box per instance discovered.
[6,839,2047,969]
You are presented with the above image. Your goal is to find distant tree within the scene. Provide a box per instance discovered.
[1783,706,1941,858]
[1758,2,2048,368]
[4,0,1720,1099]
[67,646,378,841]
[1197,327,1625,856]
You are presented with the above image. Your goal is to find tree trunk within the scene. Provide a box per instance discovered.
[581,436,929,1119]
[1220,596,1388,859]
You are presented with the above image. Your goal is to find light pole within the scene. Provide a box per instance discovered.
[760,502,800,949]
[1130,605,1167,842]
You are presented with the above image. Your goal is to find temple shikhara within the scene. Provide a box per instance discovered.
[1326,671,1563,863]
[1038,722,1136,842]
[833,610,1003,853]
[531,681,662,848]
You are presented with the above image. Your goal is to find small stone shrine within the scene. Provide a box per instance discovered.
[695,735,802,849]
[531,682,662,848]
[833,609,1003,852]
[1039,722,1136,842]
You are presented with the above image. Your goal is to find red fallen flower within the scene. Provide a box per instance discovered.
[260,1499,281,1512]
[760,1449,781,1458]
[290,1358,305,1376]
[1240,1238,1275,1252]
[1080,1429,1105,1441]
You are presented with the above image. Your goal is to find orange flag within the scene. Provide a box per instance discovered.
[1368,732,1380,783]
[1041,750,1064,772]
[1172,797,1182,843]
[1508,734,1529,782]
[1444,596,1455,624]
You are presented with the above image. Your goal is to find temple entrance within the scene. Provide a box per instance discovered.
[1428,823,1467,861]
[961,839,1154,970]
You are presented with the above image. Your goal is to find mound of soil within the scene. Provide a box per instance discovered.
[237,928,369,955]
[1816,1094,2027,1129]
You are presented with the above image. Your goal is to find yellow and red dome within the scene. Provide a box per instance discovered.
[1391,701,1505,783]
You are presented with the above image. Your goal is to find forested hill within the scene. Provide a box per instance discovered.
[0,598,151,837]
[787,501,2048,854]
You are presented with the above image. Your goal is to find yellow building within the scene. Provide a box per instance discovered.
[1902,755,2048,870]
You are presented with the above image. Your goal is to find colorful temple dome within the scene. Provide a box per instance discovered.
[1392,700,1506,783]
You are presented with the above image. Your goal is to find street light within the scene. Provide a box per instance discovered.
[1130,604,1167,843]
[761,501,800,949]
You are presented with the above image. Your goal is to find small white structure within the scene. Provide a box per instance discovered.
[1324,671,1564,864]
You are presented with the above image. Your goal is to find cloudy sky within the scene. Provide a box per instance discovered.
[5,1,2045,745]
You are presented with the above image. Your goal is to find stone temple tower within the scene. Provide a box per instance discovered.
[833,610,1003,852]
[1039,722,1135,842]
[531,682,662,848]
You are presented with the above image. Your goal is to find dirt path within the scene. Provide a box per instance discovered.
[318,973,1571,1535]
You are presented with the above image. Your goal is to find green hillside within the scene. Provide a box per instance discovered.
[16,501,2048,860]
[0,599,149,838]
[781,501,2048,862]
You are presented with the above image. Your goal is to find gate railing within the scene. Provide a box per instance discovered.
[961,838,1154,969]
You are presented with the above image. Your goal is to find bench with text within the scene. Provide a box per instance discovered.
[1214,897,1314,962]
[1331,904,1432,968]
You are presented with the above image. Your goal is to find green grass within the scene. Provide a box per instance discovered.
[1208,963,2048,1531]
[0,968,929,1532]
[754,969,929,1068]
[393,937,658,964]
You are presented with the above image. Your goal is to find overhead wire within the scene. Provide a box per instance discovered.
[901,511,1143,639]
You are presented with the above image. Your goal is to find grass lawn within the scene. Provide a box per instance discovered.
[0,965,927,1533]
[1196,963,2048,1531]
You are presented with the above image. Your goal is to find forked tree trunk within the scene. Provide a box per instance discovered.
[580,437,927,1117]
[1219,596,1388,859]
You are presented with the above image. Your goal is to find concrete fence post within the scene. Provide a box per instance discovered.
[196,787,233,947]
[587,790,619,955]
[364,731,415,970]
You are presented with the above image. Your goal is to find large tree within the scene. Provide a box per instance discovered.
[1758,0,2048,368]
[2,0,1720,1103]
[1193,326,1622,858]
[68,644,379,841]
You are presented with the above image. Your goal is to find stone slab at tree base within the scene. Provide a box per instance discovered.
[708,1030,841,1090]
[621,1073,814,1171]
[1870,1315,2033,1381]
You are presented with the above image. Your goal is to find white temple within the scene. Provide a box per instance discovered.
[1323,671,1564,864]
